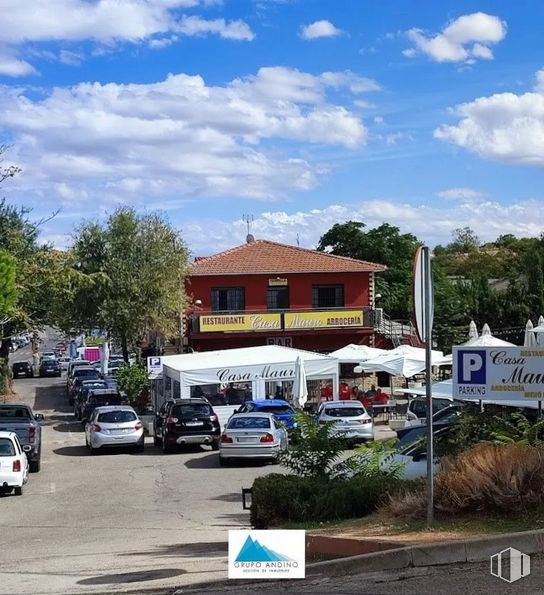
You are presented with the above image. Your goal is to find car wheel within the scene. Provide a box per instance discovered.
[30,459,40,473]
[211,438,220,451]
[14,486,23,496]
[89,445,97,456]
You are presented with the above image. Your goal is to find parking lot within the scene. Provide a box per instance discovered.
[1,341,280,595]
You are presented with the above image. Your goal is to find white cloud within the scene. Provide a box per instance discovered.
[58,50,84,66]
[405,12,506,63]
[0,66,373,209]
[437,188,486,201]
[0,0,254,76]
[300,20,342,40]
[183,198,544,256]
[178,16,255,40]
[0,46,36,77]
[435,69,544,167]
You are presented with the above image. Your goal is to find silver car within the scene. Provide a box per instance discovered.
[317,400,374,443]
[85,406,144,455]
[219,412,288,466]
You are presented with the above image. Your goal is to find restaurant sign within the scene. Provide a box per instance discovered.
[200,313,281,333]
[285,310,365,330]
[453,346,544,400]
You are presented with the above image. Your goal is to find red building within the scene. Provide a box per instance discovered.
[185,238,386,353]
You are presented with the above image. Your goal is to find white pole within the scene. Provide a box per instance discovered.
[423,246,434,526]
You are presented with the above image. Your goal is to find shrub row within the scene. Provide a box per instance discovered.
[250,473,403,529]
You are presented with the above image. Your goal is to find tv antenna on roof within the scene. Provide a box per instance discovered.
[243,214,255,243]
[296,233,300,247]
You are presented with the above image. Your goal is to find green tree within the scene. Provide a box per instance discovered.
[0,248,17,317]
[70,208,188,361]
[116,364,150,413]
[447,226,480,253]
[317,221,421,319]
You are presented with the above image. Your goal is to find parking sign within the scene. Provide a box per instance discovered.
[147,356,163,378]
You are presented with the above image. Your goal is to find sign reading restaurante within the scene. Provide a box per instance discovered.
[200,313,281,332]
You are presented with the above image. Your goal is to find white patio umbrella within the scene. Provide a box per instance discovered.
[468,320,478,339]
[330,344,387,363]
[462,323,514,347]
[360,344,446,378]
[524,320,537,347]
[292,356,308,409]
[532,316,544,347]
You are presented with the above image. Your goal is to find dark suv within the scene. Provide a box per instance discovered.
[39,359,61,378]
[80,389,123,424]
[12,362,33,379]
[154,399,221,453]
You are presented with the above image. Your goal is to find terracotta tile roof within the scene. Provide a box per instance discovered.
[189,240,387,276]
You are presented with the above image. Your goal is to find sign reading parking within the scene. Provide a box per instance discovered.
[147,356,163,379]
[453,346,544,400]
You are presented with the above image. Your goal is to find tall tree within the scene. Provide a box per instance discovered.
[317,221,421,319]
[70,208,188,361]
[0,248,17,318]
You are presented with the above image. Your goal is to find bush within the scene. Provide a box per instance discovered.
[250,473,403,529]
[382,443,544,518]
[116,364,150,413]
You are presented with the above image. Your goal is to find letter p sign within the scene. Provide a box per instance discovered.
[457,350,486,384]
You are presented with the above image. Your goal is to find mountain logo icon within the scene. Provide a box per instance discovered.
[235,534,293,562]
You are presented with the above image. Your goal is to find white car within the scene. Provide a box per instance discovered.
[58,357,72,371]
[317,400,374,443]
[0,431,30,496]
[85,406,144,455]
[219,413,288,466]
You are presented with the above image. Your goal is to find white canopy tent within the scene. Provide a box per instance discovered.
[329,344,387,364]
[359,344,447,378]
[462,323,514,347]
[160,345,339,400]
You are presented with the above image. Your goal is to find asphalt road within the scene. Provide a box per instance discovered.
[179,556,544,594]
[1,331,277,595]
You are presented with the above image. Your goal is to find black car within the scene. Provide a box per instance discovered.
[73,380,108,419]
[80,389,123,424]
[154,398,221,453]
[39,359,61,378]
[12,362,33,379]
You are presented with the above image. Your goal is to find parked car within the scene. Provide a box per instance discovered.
[58,357,71,372]
[39,359,62,378]
[39,351,57,363]
[0,431,30,495]
[398,404,462,437]
[67,359,91,378]
[219,412,288,466]
[316,400,374,444]
[405,397,453,425]
[80,389,123,424]
[0,404,43,472]
[11,362,33,379]
[154,398,221,453]
[85,406,144,455]
[234,400,297,429]
[67,367,101,404]
[73,380,109,419]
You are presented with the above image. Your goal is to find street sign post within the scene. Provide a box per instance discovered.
[413,246,434,525]
[147,356,163,379]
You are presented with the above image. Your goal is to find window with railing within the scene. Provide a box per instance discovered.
[267,287,289,310]
[312,284,344,308]
[211,287,245,312]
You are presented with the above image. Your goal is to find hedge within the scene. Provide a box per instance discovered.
[250,473,403,529]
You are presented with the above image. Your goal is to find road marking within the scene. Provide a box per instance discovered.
[50,482,56,493]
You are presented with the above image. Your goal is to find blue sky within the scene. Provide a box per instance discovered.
[1,0,544,255]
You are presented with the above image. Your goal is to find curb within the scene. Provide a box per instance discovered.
[306,528,544,577]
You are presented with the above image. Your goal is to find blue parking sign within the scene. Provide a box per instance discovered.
[457,349,486,384]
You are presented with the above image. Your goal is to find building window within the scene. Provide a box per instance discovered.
[312,284,344,309]
[267,287,289,310]
[211,287,245,312]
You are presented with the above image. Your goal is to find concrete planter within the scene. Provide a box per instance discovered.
[389,419,406,431]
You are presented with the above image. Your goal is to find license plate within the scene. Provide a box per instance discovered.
[186,421,204,427]
[111,428,129,434]
[237,437,258,443]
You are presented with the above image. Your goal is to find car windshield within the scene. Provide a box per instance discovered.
[0,438,16,456]
[74,369,99,379]
[228,416,271,429]
[89,395,121,405]
[0,406,30,419]
[323,407,364,417]
[98,411,137,423]
[256,405,293,414]
[172,404,212,418]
